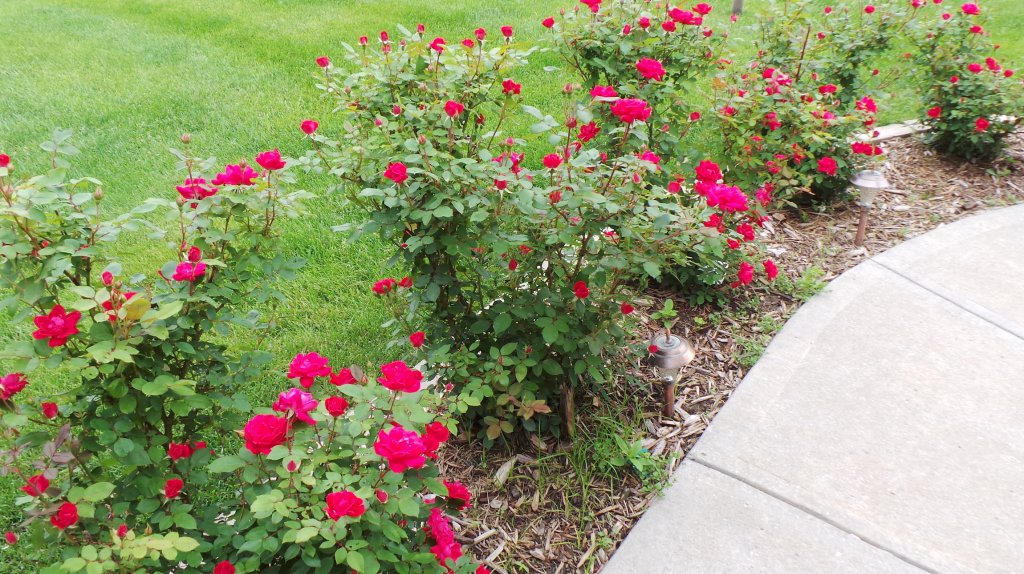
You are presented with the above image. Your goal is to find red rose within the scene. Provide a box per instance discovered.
[648,345,659,354]
[272,387,319,425]
[422,422,451,452]
[383,162,408,184]
[380,31,389,42]
[287,352,331,388]
[763,260,779,280]
[610,99,652,123]
[621,302,634,314]
[501,26,513,38]
[639,16,651,28]
[41,402,58,419]
[573,281,589,299]
[864,5,875,13]
[975,118,990,132]
[359,36,368,45]
[542,17,555,28]
[372,278,397,295]
[0,154,9,168]
[968,63,983,73]
[325,490,366,520]
[636,58,666,81]
[409,331,425,348]
[508,258,518,271]
[970,25,983,34]
[378,361,423,393]
[374,426,426,473]
[167,442,195,460]
[694,2,712,15]
[21,475,48,497]
[324,396,349,417]
[495,179,508,190]
[101,271,114,286]
[1005,70,1015,77]
[927,107,942,119]
[950,75,959,84]
[32,305,81,348]
[430,37,447,52]
[164,478,184,499]
[961,3,980,15]
[580,0,602,13]
[331,368,357,386]
[443,100,464,118]
[501,79,522,95]
[316,57,329,67]
[5,531,17,544]
[116,524,128,538]
[213,561,235,574]
[542,154,562,169]
[444,480,472,510]
[1,373,28,401]
[243,414,291,455]
[255,149,286,171]
[376,489,389,503]
[475,28,486,41]
[50,503,78,530]
[817,157,838,176]
[300,120,318,135]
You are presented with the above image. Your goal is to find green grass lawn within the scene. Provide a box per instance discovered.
[1,0,1022,567]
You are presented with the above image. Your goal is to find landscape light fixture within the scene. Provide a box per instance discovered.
[646,332,696,417]
[850,169,889,247]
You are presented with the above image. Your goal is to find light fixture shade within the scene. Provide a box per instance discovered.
[850,169,889,207]
[646,334,695,373]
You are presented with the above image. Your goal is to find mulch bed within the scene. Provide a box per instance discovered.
[437,134,1024,574]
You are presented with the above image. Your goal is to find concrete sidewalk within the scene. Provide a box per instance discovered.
[604,204,1024,574]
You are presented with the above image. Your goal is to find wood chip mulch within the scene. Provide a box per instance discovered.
[436,135,1024,574]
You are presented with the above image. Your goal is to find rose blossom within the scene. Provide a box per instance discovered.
[256,149,286,171]
[422,421,451,452]
[975,118,990,132]
[300,120,319,134]
[580,0,602,13]
[5,531,16,545]
[735,262,754,286]
[330,368,356,386]
[176,178,217,203]
[430,37,446,52]
[372,278,397,295]
[1,373,28,401]
[116,524,128,538]
[578,122,600,142]
[695,160,722,183]
[0,154,9,168]
[21,474,48,497]
[378,361,424,393]
[590,85,617,99]
[32,306,81,348]
[636,58,666,81]
[542,17,555,28]
[41,402,58,419]
[172,262,206,282]
[502,79,522,95]
[573,281,590,299]
[501,26,513,38]
[864,5,876,13]
[817,157,838,176]
[167,442,195,460]
[287,352,331,388]
[443,100,464,118]
[374,425,427,473]
[324,396,349,417]
[410,332,425,348]
[621,302,635,314]
[50,502,78,530]
[542,154,562,169]
[927,107,942,118]
[272,387,319,425]
[325,491,366,520]
[444,480,472,510]
[610,99,652,123]
[244,414,290,455]
[164,478,184,499]
[763,260,779,280]
[211,164,258,186]
[961,3,980,15]
[383,162,408,184]
[213,562,235,574]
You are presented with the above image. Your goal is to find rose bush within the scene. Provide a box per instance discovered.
[911,1,1024,159]
[0,132,310,571]
[309,23,767,442]
[703,0,917,206]
[543,0,730,162]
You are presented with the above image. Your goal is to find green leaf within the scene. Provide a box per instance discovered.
[208,456,246,473]
[398,497,420,517]
[542,326,558,344]
[294,526,319,544]
[493,314,512,334]
[347,549,365,572]
[424,478,449,496]
[83,482,115,502]
[61,558,86,572]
